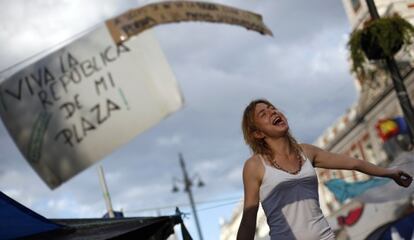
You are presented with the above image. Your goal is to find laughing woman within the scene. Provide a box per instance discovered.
[236,99,412,240]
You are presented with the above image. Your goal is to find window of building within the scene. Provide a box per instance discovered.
[352,170,357,181]
[351,0,361,12]
[338,170,344,179]
[331,171,337,179]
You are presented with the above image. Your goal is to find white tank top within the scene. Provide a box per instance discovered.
[258,154,335,240]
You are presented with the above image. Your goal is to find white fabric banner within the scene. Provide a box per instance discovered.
[0,25,183,189]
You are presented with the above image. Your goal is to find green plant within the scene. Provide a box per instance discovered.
[348,14,414,79]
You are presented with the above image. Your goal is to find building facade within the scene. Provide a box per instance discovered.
[314,0,414,239]
[316,0,414,216]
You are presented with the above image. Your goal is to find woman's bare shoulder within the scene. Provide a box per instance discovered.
[243,155,264,179]
[244,155,262,168]
[300,144,318,156]
[300,144,320,165]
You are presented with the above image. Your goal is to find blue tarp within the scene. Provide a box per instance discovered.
[0,191,62,239]
[356,152,414,203]
[324,177,390,203]
[367,212,414,240]
[0,191,192,239]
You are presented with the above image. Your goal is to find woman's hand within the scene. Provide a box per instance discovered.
[387,169,413,187]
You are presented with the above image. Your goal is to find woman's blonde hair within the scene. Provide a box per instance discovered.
[241,99,302,158]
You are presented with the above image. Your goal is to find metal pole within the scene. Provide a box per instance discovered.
[365,0,414,143]
[98,165,115,218]
[179,153,204,240]
[365,0,380,19]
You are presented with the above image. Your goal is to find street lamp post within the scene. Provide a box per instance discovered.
[172,153,205,240]
[365,0,414,144]
[97,165,115,218]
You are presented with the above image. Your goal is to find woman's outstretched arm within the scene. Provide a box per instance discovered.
[301,144,412,187]
[237,157,262,240]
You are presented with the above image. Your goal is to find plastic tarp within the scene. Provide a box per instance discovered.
[0,191,192,239]
[366,212,414,240]
[325,152,414,204]
[0,191,62,239]
[356,152,414,203]
[324,177,390,203]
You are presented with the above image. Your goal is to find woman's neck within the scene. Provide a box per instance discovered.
[265,136,292,157]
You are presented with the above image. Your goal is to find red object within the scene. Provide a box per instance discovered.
[337,206,364,226]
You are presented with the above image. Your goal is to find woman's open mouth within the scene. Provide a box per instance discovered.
[272,116,284,126]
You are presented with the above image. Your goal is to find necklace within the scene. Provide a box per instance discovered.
[269,153,303,175]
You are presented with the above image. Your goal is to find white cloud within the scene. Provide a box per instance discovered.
[156,134,183,146]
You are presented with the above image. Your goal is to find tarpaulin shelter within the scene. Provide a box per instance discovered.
[0,191,192,239]
[366,212,414,240]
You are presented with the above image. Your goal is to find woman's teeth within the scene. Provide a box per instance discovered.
[273,118,282,125]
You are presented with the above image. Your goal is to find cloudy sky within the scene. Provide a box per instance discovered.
[0,0,357,239]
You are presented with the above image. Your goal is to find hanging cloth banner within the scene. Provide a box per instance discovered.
[0,26,183,189]
[324,177,390,203]
[106,1,273,44]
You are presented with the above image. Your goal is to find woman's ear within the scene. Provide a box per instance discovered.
[253,130,265,140]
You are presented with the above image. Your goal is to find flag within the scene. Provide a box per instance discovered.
[376,119,399,141]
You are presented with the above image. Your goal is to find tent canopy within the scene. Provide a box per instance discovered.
[0,191,191,239]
